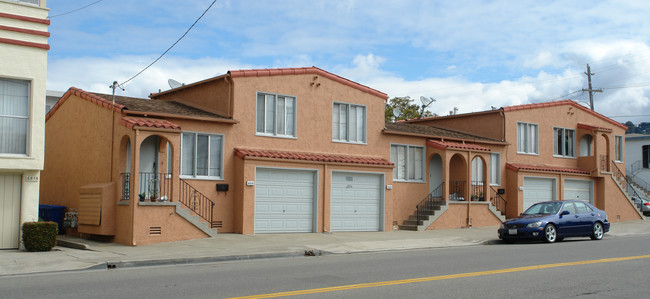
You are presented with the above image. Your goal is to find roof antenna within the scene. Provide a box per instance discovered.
[110,81,125,105]
[418,96,436,119]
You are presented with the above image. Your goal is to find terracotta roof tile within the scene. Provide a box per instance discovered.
[577,123,613,132]
[234,148,393,166]
[119,117,181,130]
[427,140,491,152]
[502,100,627,130]
[92,93,230,120]
[506,163,590,175]
[47,87,123,121]
[228,67,388,99]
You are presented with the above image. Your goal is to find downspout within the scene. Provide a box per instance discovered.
[467,150,472,228]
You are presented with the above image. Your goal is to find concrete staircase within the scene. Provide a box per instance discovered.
[398,200,447,231]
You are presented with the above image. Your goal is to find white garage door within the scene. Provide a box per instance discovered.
[1,174,21,249]
[564,179,593,203]
[331,172,382,232]
[255,168,316,233]
[523,177,555,211]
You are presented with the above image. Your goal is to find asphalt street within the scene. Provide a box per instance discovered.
[2,234,649,299]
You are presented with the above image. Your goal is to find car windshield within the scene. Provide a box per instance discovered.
[523,201,563,215]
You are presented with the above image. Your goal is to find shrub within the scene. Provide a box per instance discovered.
[22,221,58,252]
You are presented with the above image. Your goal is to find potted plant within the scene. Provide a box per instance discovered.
[139,192,145,202]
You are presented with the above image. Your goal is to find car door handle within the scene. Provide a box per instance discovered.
[574,215,579,218]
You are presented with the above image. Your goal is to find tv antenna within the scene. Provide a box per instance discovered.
[168,79,184,89]
[418,96,436,119]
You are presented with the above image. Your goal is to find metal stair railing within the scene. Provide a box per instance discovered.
[416,183,443,225]
[180,179,216,228]
[611,161,643,200]
[490,186,506,213]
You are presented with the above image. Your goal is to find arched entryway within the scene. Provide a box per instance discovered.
[138,135,173,202]
[429,154,443,196]
[449,154,468,200]
[600,134,610,171]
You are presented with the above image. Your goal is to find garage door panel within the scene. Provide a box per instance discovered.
[331,173,382,232]
[1,174,21,249]
[255,169,315,233]
[564,180,592,203]
[523,177,555,211]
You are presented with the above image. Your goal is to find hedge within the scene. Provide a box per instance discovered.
[22,221,58,252]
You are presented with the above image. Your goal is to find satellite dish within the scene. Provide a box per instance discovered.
[420,96,436,106]
[168,78,183,89]
[392,107,402,118]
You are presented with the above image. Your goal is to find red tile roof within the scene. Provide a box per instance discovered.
[46,87,124,122]
[119,117,181,130]
[426,140,491,152]
[506,163,590,175]
[234,148,393,166]
[502,100,627,130]
[577,123,612,132]
[228,67,388,99]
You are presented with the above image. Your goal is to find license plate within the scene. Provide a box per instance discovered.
[508,229,517,235]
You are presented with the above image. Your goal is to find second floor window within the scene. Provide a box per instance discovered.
[333,102,366,143]
[0,78,30,155]
[390,144,424,182]
[517,122,538,155]
[490,153,501,185]
[256,92,296,138]
[615,135,623,162]
[554,127,576,158]
[181,132,224,179]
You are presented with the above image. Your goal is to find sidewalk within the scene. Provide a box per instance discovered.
[1,221,648,277]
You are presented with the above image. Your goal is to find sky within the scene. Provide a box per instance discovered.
[46,0,650,124]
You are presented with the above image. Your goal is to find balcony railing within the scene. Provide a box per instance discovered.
[490,186,506,212]
[449,180,465,201]
[120,172,130,201]
[139,172,172,201]
[470,180,485,201]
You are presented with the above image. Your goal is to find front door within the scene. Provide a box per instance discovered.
[429,154,443,195]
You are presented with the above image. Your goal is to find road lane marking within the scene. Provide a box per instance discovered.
[226,254,650,299]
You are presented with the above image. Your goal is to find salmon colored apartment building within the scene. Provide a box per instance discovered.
[39,67,644,246]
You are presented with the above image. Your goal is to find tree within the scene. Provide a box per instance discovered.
[384,96,434,122]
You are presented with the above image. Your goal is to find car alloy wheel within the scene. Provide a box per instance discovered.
[590,222,604,240]
[543,224,557,243]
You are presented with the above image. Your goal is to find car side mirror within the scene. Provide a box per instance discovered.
[561,210,570,216]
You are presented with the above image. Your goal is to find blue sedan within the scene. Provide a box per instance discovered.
[498,200,610,243]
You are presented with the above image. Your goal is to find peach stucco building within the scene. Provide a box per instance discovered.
[0,0,49,249]
[40,67,644,246]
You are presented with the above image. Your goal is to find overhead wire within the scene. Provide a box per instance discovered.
[118,0,218,88]
[49,0,104,18]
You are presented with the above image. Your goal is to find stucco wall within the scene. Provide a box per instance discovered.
[133,204,208,245]
[409,111,505,141]
[152,77,232,118]
[601,174,643,222]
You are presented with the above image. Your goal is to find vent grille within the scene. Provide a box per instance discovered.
[149,227,162,235]
[212,221,223,228]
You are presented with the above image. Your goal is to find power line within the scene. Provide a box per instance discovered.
[49,0,104,18]
[117,0,218,88]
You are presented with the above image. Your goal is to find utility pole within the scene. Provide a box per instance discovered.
[581,64,602,111]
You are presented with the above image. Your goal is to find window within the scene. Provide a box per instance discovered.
[553,127,576,158]
[181,132,224,179]
[333,102,366,143]
[517,122,538,154]
[390,144,424,181]
[490,153,501,185]
[615,135,623,162]
[256,92,296,137]
[574,201,592,213]
[0,78,30,155]
[643,145,649,168]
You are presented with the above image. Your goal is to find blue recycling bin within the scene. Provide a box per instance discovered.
[38,204,66,234]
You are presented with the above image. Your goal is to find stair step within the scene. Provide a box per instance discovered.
[409,215,430,221]
[398,224,418,231]
[402,220,423,226]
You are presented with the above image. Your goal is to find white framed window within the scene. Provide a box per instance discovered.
[553,127,576,158]
[256,92,296,138]
[390,144,424,182]
[0,78,30,155]
[181,132,224,179]
[517,122,538,154]
[615,135,623,162]
[490,153,501,186]
[333,102,366,143]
